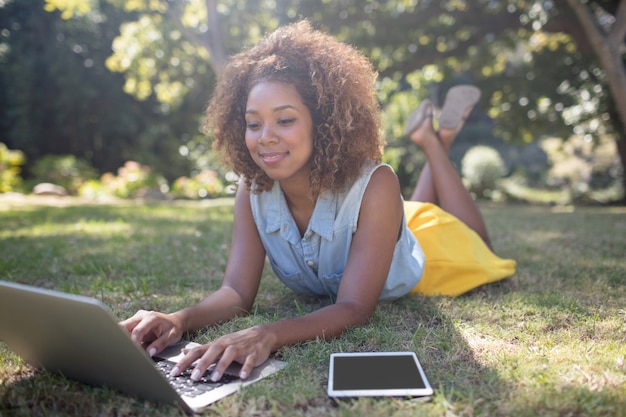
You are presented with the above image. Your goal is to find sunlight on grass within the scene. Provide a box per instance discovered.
[0,219,132,239]
[1,200,625,416]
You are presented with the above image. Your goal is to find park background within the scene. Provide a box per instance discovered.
[1,0,625,205]
[1,1,626,417]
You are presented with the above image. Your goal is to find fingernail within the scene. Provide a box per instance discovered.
[169,366,180,377]
[148,348,156,357]
[239,371,248,380]
[210,371,220,382]
[191,369,202,381]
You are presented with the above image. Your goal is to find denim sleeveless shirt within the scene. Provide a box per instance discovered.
[250,162,425,301]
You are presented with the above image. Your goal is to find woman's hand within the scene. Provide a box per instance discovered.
[170,325,276,382]
[120,309,184,357]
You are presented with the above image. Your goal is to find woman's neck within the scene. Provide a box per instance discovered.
[280,181,317,236]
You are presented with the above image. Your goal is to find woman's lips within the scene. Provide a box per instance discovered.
[259,151,288,163]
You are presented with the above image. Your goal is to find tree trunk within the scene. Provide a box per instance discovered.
[566,0,626,203]
[168,0,227,74]
[204,0,227,71]
[566,0,626,132]
[616,132,626,203]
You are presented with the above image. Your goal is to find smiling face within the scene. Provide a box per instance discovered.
[244,81,314,188]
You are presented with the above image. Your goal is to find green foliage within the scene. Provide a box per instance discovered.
[76,162,233,200]
[170,169,225,199]
[0,0,197,184]
[0,143,26,193]
[540,135,624,203]
[500,135,624,205]
[43,0,95,18]
[461,145,507,200]
[98,161,167,198]
[2,0,624,202]
[31,154,97,194]
[77,179,114,200]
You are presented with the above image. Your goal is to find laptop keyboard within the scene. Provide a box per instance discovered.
[154,359,240,398]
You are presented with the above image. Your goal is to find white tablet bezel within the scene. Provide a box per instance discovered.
[327,351,434,398]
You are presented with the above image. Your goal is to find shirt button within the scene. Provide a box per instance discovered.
[307,261,315,267]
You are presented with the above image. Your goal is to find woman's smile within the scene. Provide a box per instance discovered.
[259,151,289,164]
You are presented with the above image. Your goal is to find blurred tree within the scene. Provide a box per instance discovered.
[19,0,626,201]
[0,0,195,181]
[39,0,285,182]
[43,0,283,107]
[299,0,625,201]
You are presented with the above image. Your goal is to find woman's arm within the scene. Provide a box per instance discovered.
[173,184,267,331]
[121,184,267,355]
[177,166,404,381]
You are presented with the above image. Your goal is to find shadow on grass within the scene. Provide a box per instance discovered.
[399,295,512,415]
[0,355,189,417]
[259,286,515,416]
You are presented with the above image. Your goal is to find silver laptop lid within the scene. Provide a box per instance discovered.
[0,280,191,414]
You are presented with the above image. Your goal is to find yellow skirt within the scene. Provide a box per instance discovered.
[405,201,516,297]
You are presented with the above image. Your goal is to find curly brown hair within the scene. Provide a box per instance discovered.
[205,20,383,194]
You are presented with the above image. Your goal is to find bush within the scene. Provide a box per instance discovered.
[31,155,97,195]
[77,179,115,200]
[97,161,167,199]
[461,145,506,199]
[541,135,623,203]
[0,143,26,193]
[171,170,224,199]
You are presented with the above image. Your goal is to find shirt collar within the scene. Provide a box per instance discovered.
[308,192,336,241]
[265,182,336,242]
[265,182,283,233]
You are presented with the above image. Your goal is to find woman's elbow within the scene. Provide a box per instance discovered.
[337,300,377,327]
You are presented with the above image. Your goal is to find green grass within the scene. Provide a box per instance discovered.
[1,196,625,416]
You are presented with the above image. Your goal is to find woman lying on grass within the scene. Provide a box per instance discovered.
[121,20,516,383]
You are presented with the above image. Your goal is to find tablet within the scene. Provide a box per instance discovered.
[327,352,433,398]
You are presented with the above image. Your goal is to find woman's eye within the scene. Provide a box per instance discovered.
[246,121,261,130]
[278,118,295,126]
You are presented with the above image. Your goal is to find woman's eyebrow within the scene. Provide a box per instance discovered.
[245,104,298,114]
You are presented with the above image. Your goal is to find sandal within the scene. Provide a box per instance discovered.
[403,99,433,136]
[437,85,481,129]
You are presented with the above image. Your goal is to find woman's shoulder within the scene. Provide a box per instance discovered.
[368,163,400,188]
[334,161,400,215]
[346,160,397,195]
[363,163,401,205]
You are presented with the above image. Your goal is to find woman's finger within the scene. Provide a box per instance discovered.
[207,343,240,382]
[169,344,211,379]
[238,351,258,380]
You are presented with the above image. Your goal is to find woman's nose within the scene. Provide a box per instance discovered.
[259,125,278,146]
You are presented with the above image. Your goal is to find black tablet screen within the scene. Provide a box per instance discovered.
[332,354,426,390]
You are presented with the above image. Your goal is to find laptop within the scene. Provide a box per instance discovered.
[327,351,433,398]
[0,280,285,414]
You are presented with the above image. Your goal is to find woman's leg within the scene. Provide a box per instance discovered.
[406,100,437,204]
[405,85,492,248]
[409,119,493,249]
[408,114,460,204]
[407,85,481,204]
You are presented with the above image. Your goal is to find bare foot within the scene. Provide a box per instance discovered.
[403,100,433,138]
[409,114,440,150]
